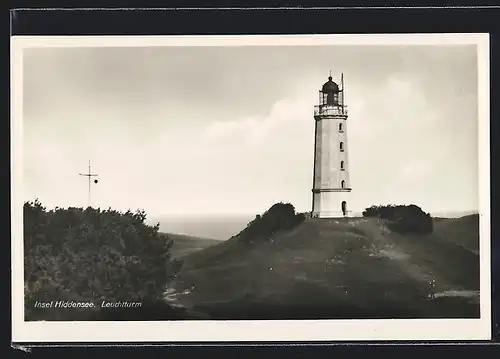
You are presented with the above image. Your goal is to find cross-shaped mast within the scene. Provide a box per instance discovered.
[79,160,99,207]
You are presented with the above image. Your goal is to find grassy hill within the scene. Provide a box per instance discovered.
[167,215,480,319]
[432,214,480,254]
[167,233,221,258]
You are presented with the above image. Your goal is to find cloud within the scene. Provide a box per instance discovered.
[201,95,315,152]
[400,161,432,181]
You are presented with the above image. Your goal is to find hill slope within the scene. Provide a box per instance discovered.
[167,233,220,259]
[432,214,480,254]
[167,216,480,319]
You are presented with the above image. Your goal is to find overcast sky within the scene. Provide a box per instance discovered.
[22,44,479,217]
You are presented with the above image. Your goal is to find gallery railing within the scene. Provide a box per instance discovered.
[314,105,348,117]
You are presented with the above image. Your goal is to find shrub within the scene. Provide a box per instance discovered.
[238,202,306,242]
[362,204,433,235]
[24,200,182,320]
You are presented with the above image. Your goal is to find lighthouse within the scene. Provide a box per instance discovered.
[311,73,351,218]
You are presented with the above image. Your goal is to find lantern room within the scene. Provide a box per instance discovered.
[317,75,344,107]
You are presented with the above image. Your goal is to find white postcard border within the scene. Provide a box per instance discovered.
[11,33,491,342]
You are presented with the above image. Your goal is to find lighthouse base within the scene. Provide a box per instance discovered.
[311,210,353,219]
[311,189,352,219]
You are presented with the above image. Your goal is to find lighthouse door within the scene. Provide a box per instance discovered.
[341,201,347,216]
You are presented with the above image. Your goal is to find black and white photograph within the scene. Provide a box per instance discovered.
[11,34,491,342]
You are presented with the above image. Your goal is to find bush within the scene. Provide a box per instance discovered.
[238,202,305,242]
[24,199,182,321]
[362,204,433,235]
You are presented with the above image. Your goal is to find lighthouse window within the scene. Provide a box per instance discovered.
[339,123,343,132]
[341,180,346,189]
[340,161,345,171]
[340,142,344,152]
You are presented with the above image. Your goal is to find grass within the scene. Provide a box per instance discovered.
[168,215,480,319]
[432,214,480,254]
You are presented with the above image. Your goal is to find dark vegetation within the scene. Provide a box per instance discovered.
[23,199,193,321]
[237,202,306,243]
[362,204,433,235]
[24,199,479,321]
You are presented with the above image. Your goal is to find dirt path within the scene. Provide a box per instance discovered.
[434,289,479,303]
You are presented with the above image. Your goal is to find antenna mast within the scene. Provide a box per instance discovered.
[79,160,99,207]
[341,73,345,106]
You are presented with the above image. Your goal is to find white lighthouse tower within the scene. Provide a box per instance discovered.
[311,73,352,218]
